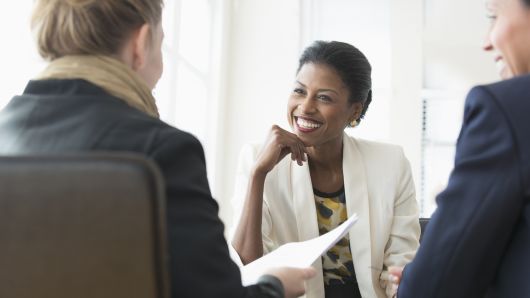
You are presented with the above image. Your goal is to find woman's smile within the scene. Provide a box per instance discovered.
[294,116,323,133]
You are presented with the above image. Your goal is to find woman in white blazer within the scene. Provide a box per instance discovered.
[231,41,420,298]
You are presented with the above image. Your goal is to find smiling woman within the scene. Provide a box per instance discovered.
[231,41,421,298]
[483,0,530,78]
[390,0,530,296]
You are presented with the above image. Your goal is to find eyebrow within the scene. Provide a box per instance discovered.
[295,81,340,96]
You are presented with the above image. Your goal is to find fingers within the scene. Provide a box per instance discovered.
[392,283,398,295]
[302,267,317,279]
[267,125,307,166]
[264,266,315,298]
[289,143,305,166]
[256,125,305,174]
[388,266,403,284]
[387,266,404,297]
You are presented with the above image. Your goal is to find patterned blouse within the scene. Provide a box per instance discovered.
[314,187,357,286]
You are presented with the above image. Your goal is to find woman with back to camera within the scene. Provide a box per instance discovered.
[0,0,316,297]
[231,41,421,298]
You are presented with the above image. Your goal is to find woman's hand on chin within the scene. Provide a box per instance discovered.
[254,125,307,175]
[388,266,404,298]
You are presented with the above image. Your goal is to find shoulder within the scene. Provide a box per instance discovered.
[238,143,262,160]
[93,98,203,157]
[236,143,261,171]
[464,78,530,195]
[481,73,530,98]
[466,75,530,116]
[347,136,406,163]
[148,125,204,164]
[344,136,412,188]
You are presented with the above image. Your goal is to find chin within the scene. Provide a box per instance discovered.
[498,65,514,80]
[500,69,514,80]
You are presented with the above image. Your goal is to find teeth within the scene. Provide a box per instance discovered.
[297,117,322,129]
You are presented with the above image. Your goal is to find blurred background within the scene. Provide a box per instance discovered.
[0,0,498,229]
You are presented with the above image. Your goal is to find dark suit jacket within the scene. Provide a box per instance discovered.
[398,75,530,298]
[0,79,282,298]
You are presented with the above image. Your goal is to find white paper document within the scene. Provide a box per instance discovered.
[241,213,359,286]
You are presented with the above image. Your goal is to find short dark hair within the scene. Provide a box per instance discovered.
[297,40,372,125]
[523,0,530,7]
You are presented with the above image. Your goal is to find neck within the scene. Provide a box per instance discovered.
[307,135,343,172]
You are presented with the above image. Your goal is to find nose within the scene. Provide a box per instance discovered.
[298,96,316,113]
[483,39,494,52]
[483,28,494,52]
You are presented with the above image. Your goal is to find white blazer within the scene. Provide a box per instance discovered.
[231,134,420,298]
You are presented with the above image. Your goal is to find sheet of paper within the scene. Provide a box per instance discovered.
[241,213,359,286]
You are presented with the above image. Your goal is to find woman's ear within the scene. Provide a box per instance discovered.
[130,23,151,71]
[348,102,363,124]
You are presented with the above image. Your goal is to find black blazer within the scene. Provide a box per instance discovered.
[398,75,530,297]
[0,79,282,298]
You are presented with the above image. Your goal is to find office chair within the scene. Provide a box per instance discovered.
[419,217,430,243]
[0,154,169,298]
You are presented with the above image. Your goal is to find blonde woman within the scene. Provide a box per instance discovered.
[0,1,314,297]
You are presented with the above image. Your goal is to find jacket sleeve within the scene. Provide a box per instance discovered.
[379,149,420,297]
[397,86,525,298]
[151,132,283,298]
[230,144,276,256]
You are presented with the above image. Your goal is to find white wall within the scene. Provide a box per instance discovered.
[388,0,424,199]
[424,0,498,90]
[419,0,498,214]
[216,0,500,225]
[215,0,301,227]
[0,2,46,109]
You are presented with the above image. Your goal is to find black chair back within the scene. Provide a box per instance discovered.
[0,154,169,298]
[419,217,430,243]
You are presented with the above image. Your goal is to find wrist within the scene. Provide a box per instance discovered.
[251,166,268,180]
[257,274,284,298]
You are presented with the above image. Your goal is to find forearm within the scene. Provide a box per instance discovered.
[232,169,267,264]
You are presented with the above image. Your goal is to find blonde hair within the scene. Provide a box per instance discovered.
[31,0,163,60]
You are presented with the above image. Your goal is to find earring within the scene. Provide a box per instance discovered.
[350,120,358,127]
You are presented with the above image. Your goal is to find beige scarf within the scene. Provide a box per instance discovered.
[37,55,159,118]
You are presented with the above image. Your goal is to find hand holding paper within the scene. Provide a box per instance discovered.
[241,213,359,285]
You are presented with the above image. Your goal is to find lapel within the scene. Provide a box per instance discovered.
[342,134,375,297]
[290,154,324,298]
[291,158,318,241]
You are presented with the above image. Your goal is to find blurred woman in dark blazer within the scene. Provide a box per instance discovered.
[391,0,530,297]
[0,1,315,297]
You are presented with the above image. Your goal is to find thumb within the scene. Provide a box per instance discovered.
[388,266,403,275]
[302,267,317,279]
[388,266,403,283]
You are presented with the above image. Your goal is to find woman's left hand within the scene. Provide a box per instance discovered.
[387,266,403,298]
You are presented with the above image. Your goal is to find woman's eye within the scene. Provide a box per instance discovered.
[317,95,332,102]
[293,88,305,95]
